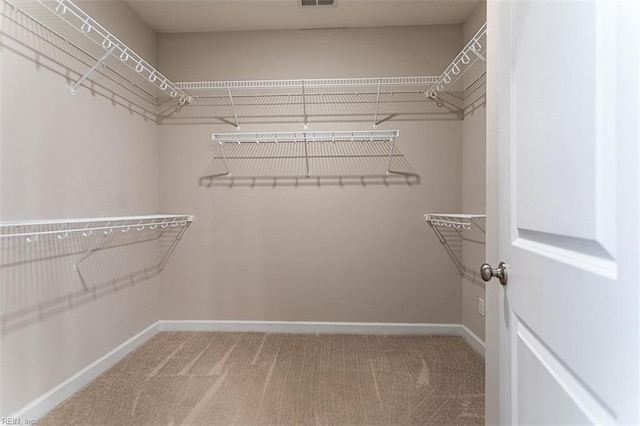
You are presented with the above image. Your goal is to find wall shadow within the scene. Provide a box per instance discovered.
[0,225,188,335]
[0,2,184,122]
[200,174,420,188]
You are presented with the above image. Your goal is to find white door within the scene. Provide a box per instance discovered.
[489,1,640,424]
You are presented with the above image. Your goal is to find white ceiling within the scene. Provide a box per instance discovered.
[124,0,480,34]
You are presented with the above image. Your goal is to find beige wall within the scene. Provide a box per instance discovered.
[461,0,487,342]
[76,0,157,67]
[157,26,462,81]
[1,6,486,415]
[0,1,161,415]
[156,26,465,324]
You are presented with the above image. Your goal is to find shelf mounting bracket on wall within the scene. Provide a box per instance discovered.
[217,139,232,177]
[304,135,310,176]
[385,134,397,175]
[302,82,309,129]
[423,214,486,275]
[73,233,110,287]
[227,87,240,129]
[426,22,487,99]
[71,44,116,95]
[372,79,381,129]
[470,49,486,62]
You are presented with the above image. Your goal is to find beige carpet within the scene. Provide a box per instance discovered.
[39,332,484,425]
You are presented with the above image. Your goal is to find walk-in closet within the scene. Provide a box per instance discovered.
[2,0,639,425]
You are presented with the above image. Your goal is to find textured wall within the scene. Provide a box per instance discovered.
[0,9,484,416]
[0,1,161,415]
[156,26,465,324]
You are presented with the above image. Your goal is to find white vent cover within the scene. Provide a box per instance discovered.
[301,0,336,7]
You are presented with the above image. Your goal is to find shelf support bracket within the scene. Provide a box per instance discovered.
[373,79,381,129]
[71,45,117,95]
[470,217,486,234]
[302,83,308,130]
[73,233,110,288]
[227,87,240,129]
[157,224,189,272]
[385,136,397,175]
[304,136,310,177]
[470,48,486,62]
[427,223,464,275]
[218,141,231,176]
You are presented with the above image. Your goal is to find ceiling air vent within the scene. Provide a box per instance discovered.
[301,0,336,7]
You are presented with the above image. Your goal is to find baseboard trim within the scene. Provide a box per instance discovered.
[461,325,486,357]
[158,320,462,336]
[13,320,484,421]
[10,321,160,421]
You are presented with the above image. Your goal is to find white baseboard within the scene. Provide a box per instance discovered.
[161,320,485,356]
[10,321,160,421]
[461,325,486,357]
[13,320,484,421]
[158,320,461,336]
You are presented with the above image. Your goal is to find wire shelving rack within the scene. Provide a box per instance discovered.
[424,214,486,231]
[4,0,192,105]
[168,77,457,126]
[207,130,408,179]
[169,25,487,127]
[427,23,487,99]
[4,0,486,125]
[0,214,194,272]
[424,214,486,276]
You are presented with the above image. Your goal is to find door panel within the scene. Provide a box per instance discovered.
[514,317,607,425]
[512,0,617,261]
[492,0,639,424]
[513,2,601,243]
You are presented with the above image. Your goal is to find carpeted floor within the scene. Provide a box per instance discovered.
[39,332,485,425]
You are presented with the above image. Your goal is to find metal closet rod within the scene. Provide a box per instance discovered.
[0,214,195,240]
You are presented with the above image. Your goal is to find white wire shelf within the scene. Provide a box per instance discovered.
[0,214,194,275]
[0,214,194,240]
[165,23,488,127]
[424,214,485,276]
[424,214,486,230]
[163,76,464,126]
[427,22,487,98]
[5,0,192,104]
[0,215,194,319]
[204,130,418,181]
[3,0,485,124]
[179,77,438,91]
[212,130,399,145]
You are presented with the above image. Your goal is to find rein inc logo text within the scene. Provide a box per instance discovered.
[1,418,35,425]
